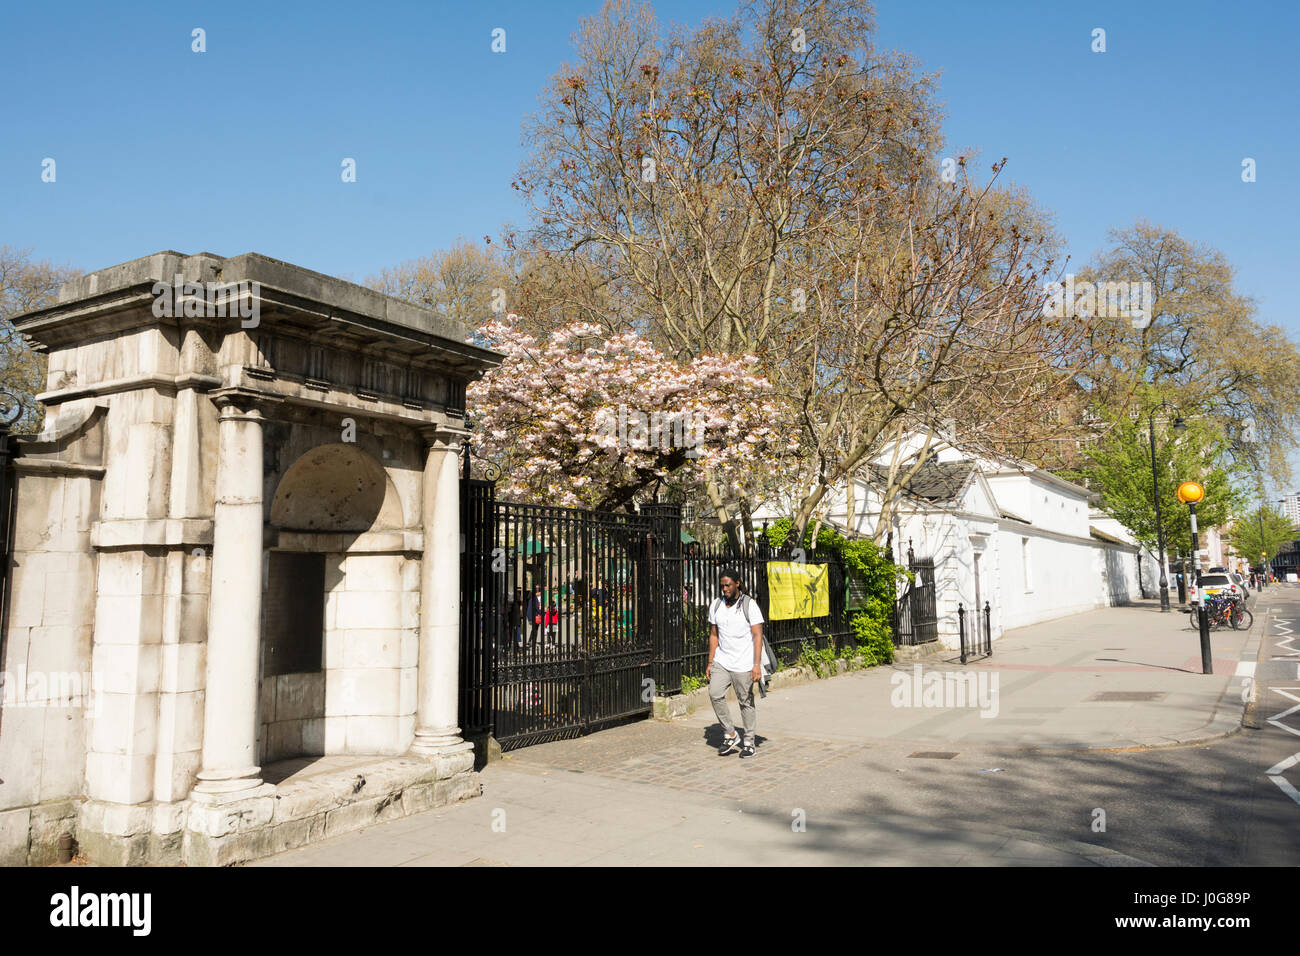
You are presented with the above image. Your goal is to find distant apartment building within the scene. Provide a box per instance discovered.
[1278,492,1300,527]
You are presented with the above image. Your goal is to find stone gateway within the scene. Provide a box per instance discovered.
[0,251,500,865]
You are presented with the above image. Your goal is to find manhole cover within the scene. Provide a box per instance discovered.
[1088,691,1167,702]
[907,751,959,759]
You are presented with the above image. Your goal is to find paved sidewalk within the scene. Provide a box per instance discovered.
[700,597,1258,753]
[256,596,1270,867]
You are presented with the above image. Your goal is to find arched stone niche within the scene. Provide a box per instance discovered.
[259,443,417,764]
[270,442,404,533]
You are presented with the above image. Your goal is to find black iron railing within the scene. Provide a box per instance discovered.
[461,487,856,746]
[958,601,993,664]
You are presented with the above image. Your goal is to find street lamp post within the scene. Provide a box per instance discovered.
[1148,403,1187,612]
[1177,481,1213,675]
[1257,505,1268,591]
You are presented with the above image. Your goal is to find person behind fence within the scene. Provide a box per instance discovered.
[707,568,765,758]
[526,585,544,646]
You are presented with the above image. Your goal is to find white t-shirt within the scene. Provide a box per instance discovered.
[709,595,765,673]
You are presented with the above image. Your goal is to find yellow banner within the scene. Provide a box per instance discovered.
[766,561,829,620]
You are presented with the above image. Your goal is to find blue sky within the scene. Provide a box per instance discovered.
[4,0,1297,485]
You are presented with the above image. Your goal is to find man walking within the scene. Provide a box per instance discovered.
[707,568,766,757]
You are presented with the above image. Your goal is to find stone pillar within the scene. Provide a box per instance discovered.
[193,399,266,795]
[410,425,472,756]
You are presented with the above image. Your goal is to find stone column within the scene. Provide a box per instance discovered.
[193,399,266,795]
[410,425,473,756]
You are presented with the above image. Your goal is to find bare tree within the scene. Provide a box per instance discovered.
[0,245,81,432]
[516,0,1098,546]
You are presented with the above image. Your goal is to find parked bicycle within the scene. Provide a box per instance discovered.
[1190,593,1253,630]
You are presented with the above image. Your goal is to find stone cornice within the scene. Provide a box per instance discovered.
[37,373,221,405]
[11,458,106,479]
[233,371,462,430]
[91,518,215,549]
[420,424,470,452]
[273,529,424,554]
[12,251,503,377]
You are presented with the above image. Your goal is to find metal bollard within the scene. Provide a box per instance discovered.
[958,603,967,664]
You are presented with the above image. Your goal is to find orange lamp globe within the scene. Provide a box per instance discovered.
[1175,481,1205,504]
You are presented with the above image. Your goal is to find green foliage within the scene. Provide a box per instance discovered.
[850,611,895,667]
[764,517,901,668]
[1065,390,1247,554]
[680,673,704,694]
[1230,505,1296,566]
[796,641,838,678]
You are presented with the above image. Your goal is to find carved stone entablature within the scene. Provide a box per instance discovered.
[11,251,502,422]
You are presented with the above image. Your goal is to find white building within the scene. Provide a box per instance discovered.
[756,432,1158,649]
[1278,492,1300,527]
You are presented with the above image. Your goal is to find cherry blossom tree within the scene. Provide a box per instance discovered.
[466,319,800,521]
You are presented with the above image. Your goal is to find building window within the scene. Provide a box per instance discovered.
[1022,537,1033,592]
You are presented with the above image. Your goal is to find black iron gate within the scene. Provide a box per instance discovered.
[459,482,658,750]
[892,544,938,646]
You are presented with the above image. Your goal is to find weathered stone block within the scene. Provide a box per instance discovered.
[343,629,398,668]
[9,563,48,629]
[177,593,208,642]
[28,798,80,866]
[401,592,420,630]
[399,666,417,716]
[323,715,347,752]
[42,572,95,627]
[84,750,154,805]
[93,594,164,644]
[0,706,45,806]
[434,772,481,807]
[323,790,405,836]
[345,715,401,753]
[157,690,204,753]
[95,550,146,597]
[187,789,276,839]
[301,717,324,754]
[396,714,415,750]
[91,642,160,695]
[90,690,158,756]
[335,591,400,630]
[276,671,324,721]
[328,667,400,718]
[39,705,88,800]
[159,641,205,693]
[343,554,401,591]
[0,808,31,866]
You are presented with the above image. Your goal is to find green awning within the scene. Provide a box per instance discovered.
[681,529,698,544]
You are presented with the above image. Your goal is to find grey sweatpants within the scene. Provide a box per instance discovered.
[709,665,756,744]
